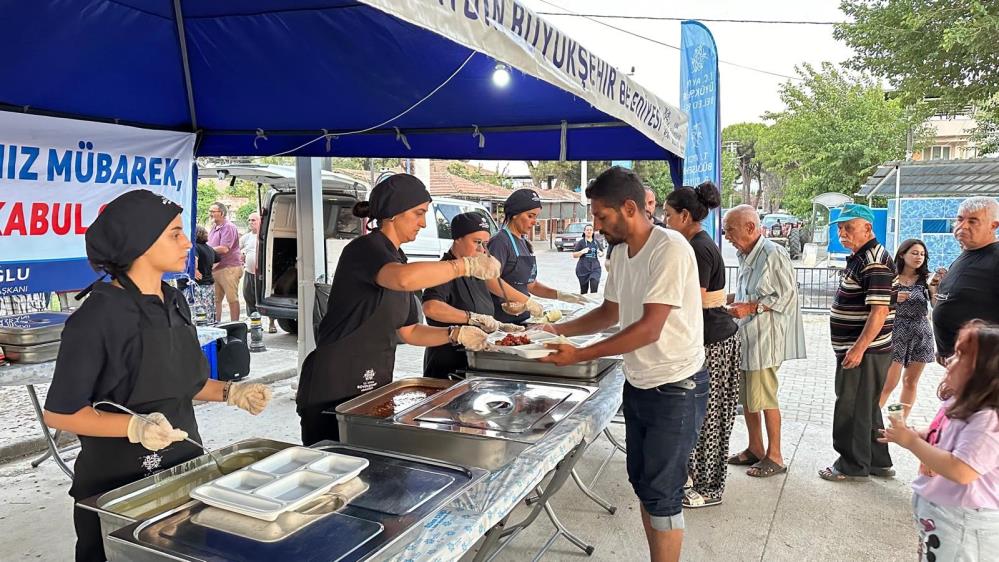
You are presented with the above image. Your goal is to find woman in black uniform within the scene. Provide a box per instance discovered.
[488,189,589,324]
[422,213,526,378]
[572,224,604,294]
[297,175,499,445]
[42,190,273,562]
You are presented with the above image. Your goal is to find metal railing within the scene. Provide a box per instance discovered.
[724,266,841,312]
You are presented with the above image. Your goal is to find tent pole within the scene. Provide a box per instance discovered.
[893,164,901,253]
[295,158,324,367]
[171,0,199,131]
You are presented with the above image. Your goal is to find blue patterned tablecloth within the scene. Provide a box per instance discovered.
[382,367,625,562]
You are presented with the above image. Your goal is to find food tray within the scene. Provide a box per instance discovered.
[190,447,368,521]
[0,312,70,345]
[487,330,596,359]
[334,377,454,420]
[3,340,61,363]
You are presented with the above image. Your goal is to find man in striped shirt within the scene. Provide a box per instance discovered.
[820,204,896,482]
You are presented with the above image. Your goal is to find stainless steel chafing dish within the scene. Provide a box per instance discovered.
[337,377,596,471]
[102,443,487,562]
[0,312,70,346]
[78,438,294,557]
[465,349,619,381]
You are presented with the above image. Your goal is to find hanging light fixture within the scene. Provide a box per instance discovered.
[492,62,511,88]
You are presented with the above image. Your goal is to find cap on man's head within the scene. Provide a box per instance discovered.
[830,203,875,225]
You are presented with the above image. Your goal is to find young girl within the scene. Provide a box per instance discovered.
[880,320,999,561]
[879,239,936,418]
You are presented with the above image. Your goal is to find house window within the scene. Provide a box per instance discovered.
[922,218,955,234]
[922,146,951,160]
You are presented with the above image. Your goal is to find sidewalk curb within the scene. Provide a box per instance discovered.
[0,366,300,465]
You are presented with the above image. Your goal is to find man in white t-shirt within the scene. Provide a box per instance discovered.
[240,212,276,332]
[540,166,707,562]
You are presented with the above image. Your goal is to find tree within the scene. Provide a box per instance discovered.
[836,1,999,109]
[723,123,767,206]
[195,179,221,226]
[757,63,930,216]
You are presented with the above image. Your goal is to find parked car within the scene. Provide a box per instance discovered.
[761,213,800,238]
[554,222,590,251]
[400,198,499,261]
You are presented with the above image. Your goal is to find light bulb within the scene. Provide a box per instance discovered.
[492,63,511,88]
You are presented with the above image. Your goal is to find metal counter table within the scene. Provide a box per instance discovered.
[0,326,227,479]
[378,365,625,562]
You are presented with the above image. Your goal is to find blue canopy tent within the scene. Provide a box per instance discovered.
[2,0,687,355]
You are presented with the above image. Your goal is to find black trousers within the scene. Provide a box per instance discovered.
[299,398,352,446]
[578,277,599,294]
[73,504,106,561]
[242,271,258,316]
[832,352,893,476]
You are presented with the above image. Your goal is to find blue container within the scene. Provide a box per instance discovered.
[201,342,218,380]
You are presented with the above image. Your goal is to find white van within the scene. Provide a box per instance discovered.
[203,164,497,333]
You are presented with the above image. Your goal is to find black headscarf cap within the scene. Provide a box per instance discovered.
[85,189,184,276]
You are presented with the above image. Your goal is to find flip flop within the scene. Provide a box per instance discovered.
[818,466,868,482]
[747,458,787,478]
[726,450,761,466]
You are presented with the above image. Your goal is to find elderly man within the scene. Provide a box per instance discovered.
[723,205,805,478]
[208,201,242,322]
[240,212,276,332]
[931,196,999,362]
[541,167,707,562]
[819,203,896,482]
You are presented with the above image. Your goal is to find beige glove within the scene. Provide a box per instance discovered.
[462,255,501,280]
[556,291,590,305]
[451,325,489,351]
[468,312,500,333]
[499,322,525,333]
[227,382,273,415]
[127,412,188,452]
[502,298,544,318]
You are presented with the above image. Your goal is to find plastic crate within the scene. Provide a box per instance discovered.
[201,342,219,380]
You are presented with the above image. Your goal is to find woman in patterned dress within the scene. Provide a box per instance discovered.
[879,239,936,420]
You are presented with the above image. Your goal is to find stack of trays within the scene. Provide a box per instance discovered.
[0,312,70,364]
[191,447,369,521]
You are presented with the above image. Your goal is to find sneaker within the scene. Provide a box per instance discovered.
[870,466,896,478]
[683,489,722,509]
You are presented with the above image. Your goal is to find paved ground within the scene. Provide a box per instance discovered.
[0,246,939,560]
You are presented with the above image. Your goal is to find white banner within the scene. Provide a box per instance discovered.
[360,0,687,157]
[0,112,195,294]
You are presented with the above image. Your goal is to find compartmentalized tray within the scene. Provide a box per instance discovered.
[191,447,369,521]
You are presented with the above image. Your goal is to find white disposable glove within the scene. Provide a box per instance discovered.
[462,255,501,280]
[556,291,590,305]
[127,412,188,452]
[451,326,490,351]
[501,298,544,318]
[499,322,526,333]
[468,312,500,333]
[227,382,273,415]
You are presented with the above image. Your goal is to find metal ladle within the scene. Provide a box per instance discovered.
[92,400,226,473]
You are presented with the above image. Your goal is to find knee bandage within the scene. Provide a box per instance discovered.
[650,512,685,531]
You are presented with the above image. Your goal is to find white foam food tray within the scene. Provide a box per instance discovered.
[486,331,598,359]
[190,447,369,521]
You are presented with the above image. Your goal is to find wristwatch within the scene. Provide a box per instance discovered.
[756,302,766,314]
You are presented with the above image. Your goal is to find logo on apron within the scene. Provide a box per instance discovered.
[140,452,163,473]
[357,369,378,393]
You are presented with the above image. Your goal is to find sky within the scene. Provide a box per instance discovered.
[472,0,857,174]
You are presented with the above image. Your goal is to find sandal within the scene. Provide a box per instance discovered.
[747,458,787,478]
[683,489,722,509]
[818,466,868,482]
[727,450,761,466]
[870,466,896,478]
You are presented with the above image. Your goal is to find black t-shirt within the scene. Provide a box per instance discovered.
[932,241,999,357]
[316,230,419,345]
[689,230,739,345]
[422,251,494,328]
[44,283,195,415]
[194,243,218,285]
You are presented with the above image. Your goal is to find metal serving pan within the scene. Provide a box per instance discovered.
[3,340,61,363]
[465,350,619,380]
[338,377,596,471]
[78,438,294,557]
[0,312,70,345]
[332,377,455,420]
[105,443,488,562]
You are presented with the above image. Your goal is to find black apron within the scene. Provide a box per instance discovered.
[492,228,538,324]
[574,238,602,283]
[296,287,412,445]
[71,277,208,562]
[423,273,494,379]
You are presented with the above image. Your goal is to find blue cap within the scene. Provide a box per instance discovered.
[830,203,875,225]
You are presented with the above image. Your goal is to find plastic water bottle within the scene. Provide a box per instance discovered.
[194,301,208,326]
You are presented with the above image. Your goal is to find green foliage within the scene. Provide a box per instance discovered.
[756,63,928,216]
[970,94,999,155]
[235,201,259,224]
[195,179,220,226]
[720,150,739,207]
[723,123,768,206]
[836,0,999,110]
[447,162,512,188]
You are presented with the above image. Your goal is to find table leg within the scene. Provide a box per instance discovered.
[570,467,616,514]
[533,500,595,560]
[25,385,74,479]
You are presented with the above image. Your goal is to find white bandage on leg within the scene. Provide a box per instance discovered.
[650,512,685,531]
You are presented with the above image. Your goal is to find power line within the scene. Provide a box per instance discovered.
[534,0,804,82]
[537,12,842,26]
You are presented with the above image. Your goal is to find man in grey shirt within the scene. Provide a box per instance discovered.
[723,206,806,478]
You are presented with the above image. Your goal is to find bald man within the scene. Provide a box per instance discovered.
[723,205,805,478]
